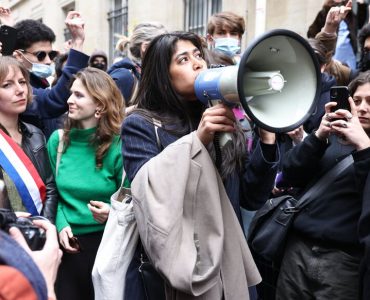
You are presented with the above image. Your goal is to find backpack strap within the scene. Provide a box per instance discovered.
[296,154,354,210]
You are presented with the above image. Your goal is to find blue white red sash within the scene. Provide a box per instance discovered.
[0,129,46,215]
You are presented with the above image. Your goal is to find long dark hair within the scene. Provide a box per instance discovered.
[133,31,247,178]
[133,31,206,136]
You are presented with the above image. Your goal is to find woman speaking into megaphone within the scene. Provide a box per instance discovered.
[121,31,280,300]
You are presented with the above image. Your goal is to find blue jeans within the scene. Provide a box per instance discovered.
[276,233,361,300]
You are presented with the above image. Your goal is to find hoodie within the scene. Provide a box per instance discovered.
[108,57,141,105]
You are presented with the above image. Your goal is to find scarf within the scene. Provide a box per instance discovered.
[0,129,46,215]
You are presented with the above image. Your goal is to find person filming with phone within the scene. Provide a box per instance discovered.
[275,71,370,299]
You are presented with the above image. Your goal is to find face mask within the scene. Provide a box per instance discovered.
[31,63,54,78]
[214,37,241,57]
[91,63,107,71]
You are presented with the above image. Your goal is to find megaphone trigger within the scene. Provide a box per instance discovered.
[209,99,222,107]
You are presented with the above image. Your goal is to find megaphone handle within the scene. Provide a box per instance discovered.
[214,133,222,169]
[209,100,233,148]
[219,132,232,148]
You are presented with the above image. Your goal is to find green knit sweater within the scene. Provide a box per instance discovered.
[47,127,123,234]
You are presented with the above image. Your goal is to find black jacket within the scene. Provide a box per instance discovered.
[357,166,370,299]
[282,133,370,250]
[304,72,337,134]
[20,122,58,223]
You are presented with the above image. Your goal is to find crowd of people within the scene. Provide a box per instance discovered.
[1,0,370,299]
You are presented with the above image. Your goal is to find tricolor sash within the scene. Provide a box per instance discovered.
[0,129,46,215]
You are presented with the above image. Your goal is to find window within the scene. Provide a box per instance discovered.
[108,0,128,61]
[184,0,221,37]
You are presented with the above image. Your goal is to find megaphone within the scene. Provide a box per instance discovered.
[195,29,321,135]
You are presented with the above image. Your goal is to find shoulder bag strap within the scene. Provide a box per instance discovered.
[295,154,354,209]
[55,129,64,176]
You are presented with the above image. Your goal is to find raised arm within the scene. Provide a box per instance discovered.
[24,12,89,119]
[65,11,85,53]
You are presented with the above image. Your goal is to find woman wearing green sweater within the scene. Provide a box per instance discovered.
[47,67,125,300]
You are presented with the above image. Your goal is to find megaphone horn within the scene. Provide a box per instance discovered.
[195,29,321,135]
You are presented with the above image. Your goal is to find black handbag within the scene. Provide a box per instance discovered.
[248,155,354,262]
[139,250,166,300]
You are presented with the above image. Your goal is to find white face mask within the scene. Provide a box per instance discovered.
[17,50,55,78]
[31,63,54,78]
[214,37,241,57]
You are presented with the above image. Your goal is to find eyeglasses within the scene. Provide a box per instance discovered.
[19,49,59,62]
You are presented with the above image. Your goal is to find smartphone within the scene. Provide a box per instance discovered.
[330,86,350,113]
[0,25,17,56]
[68,236,82,252]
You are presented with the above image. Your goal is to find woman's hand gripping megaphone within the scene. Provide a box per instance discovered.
[196,102,236,146]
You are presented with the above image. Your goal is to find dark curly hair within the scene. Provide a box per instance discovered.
[358,24,370,71]
[14,19,56,50]
[348,71,370,97]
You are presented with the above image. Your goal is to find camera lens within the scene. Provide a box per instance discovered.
[0,209,17,227]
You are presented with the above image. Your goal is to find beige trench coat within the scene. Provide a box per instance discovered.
[132,132,261,300]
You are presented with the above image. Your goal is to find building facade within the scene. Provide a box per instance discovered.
[0,0,339,62]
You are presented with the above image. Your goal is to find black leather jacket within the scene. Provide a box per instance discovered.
[20,122,58,223]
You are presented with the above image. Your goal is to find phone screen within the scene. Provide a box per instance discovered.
[330,86,350,112]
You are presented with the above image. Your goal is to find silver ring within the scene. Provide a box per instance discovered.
[326,121,331,127]
[342,122,348,128]
[325,113,331,121]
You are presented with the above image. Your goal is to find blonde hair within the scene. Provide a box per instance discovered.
[115,35,130,53]
[128,22,167,63]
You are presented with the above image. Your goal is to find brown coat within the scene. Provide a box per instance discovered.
[315,30,352,86]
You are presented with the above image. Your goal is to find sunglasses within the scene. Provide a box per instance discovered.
[20,49,59,62]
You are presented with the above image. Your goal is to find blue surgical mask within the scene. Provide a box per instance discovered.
[214,37,241,57]
[31,63,54,78]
